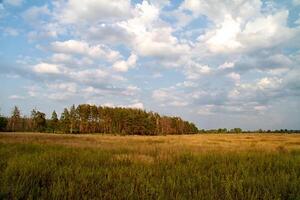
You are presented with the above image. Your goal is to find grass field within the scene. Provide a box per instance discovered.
[0,133,300,199]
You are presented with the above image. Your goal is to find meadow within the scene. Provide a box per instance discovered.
[0,133,300,199]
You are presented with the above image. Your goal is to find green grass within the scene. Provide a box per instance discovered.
[0,142,299,200]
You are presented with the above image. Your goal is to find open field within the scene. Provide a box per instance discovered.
[0,133,300,199]
[1,132,300,152]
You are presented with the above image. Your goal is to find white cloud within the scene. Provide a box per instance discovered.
[113,53,138,72]
[84,24,132,44]
[124,102,144,109]
[184,62,211,80]
[48,93,71,101]
[56,0,131,24]
[218,62,235,70]
[1,0,299,129]
[26,22,65,40]
[50,53,94,67]
[239,11,295,50]
[190,1,297,54]
[68,68,125,87]
[9,95,25,100]
[103,102,144,109]
[197,105,215,115]
[152,88,189,107]
[51,40,120,62]
[45,82,77,101]
[51,53,73,63]
[47,82,77,94]
[254,105,268,111]
[152,89,169,102]
[119,1,190,59]
[200,15,242,53]
[227,76,284,104]
[226,72,240,83]
[122,85,141,96]
[33,63,61,74]
[181,0,261,23]
[3,27,19,36]
[257,77,282,90]
[22,5,50,24]
[184,6,293,74]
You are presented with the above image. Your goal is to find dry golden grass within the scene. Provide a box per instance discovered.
[0,132,299,154]
[1,132,300,199]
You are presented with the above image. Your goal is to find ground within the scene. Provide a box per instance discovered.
[1,132,300,152]
[0,133,300,199]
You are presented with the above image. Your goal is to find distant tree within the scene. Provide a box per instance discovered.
[49,110,58,133]
[60,108,70,133]
[231,128,242,133]
[7,106,22,131]
[0,110,8,131]
[32,110,46,132]
[30,109,37,131]
[69,105,78,133]
[217,128,227,133]
[1,104,200,135]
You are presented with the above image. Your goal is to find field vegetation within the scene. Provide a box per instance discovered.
[0,133,300,199]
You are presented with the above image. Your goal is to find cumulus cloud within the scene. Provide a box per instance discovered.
[118,1,190,59]
[184,62,211,80]
[102,102,144,109]
[56,0,131,24]
[22,5,50,25]
[1,0,300,129]
[83,23,132,44]
[226,72,241,83]
[197,10,297,54]
[181,0,262,23]
[51,40,120,62]
[218,62,235,70]
[152,88,189,107]
[33,63,61,74]
[113,53,138,72]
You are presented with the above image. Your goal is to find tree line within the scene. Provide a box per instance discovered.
[0,105,199,135]
[199,128,300,134]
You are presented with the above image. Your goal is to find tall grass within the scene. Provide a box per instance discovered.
[0,143,299,199]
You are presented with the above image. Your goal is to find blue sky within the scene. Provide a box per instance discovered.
[0,0,300,130]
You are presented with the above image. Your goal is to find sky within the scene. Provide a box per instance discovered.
[0,0,300,130]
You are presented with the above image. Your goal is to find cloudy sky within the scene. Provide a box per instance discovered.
[0,0,300,130]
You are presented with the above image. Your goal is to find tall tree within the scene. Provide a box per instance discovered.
[60,108,70,133]
[34,111,46,132]
[8,106,21,132]
[49,110,58,133]
[30,109,37,131]
[69,105,77,133]
[0,109,8,131]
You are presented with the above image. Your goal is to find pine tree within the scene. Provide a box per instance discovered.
[60,108,70,133]
[49,110,58,133]
[8,106,21,131]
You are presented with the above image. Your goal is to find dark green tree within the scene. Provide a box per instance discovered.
[0,110,8,131]
[32,111,46,132]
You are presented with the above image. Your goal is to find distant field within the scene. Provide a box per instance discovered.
[1,132,300,152]
[0,133,300,199]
